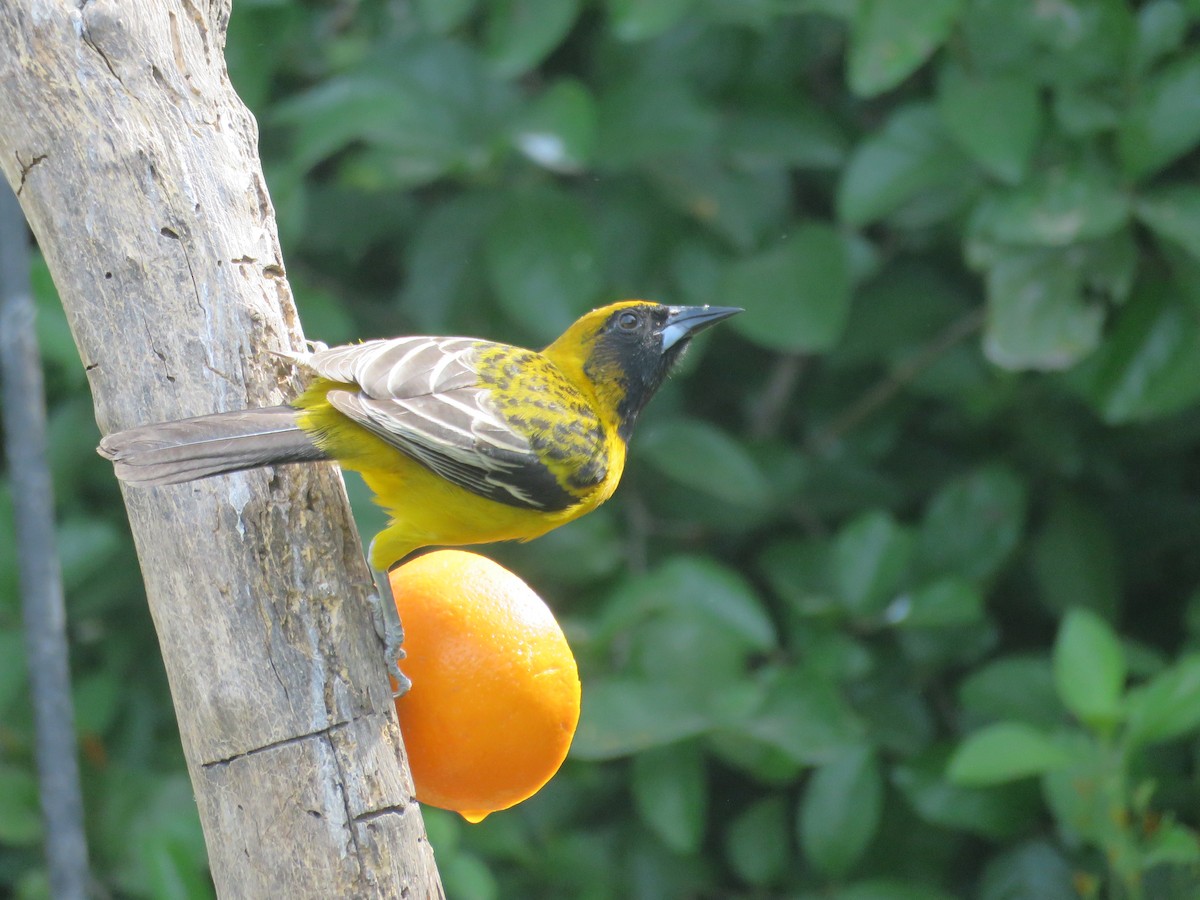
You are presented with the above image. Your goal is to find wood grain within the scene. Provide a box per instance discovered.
[0,2,443,896]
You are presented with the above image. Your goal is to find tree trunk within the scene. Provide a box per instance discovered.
[0,2,444,897]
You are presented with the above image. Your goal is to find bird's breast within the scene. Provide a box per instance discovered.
[476,346,618,498]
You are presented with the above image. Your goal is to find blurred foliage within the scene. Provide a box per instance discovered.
[6,0,1200,897]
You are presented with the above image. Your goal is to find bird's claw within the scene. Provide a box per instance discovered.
[387,644,411,698]
[368,544,411,697]
[379,594,410,697]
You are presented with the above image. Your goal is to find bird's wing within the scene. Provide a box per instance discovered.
[296,337,599,511]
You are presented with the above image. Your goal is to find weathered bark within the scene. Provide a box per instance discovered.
[0,2,443,897]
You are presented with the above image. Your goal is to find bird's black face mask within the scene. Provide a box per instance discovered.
[587,303,742,441]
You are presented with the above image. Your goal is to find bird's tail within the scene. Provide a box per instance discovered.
[97,405,328,486]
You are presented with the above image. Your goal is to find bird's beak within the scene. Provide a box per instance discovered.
[660,305,743,351]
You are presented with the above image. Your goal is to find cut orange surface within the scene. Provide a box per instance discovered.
[389,549,581,823]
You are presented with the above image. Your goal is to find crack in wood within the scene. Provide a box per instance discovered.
[14,152,46,195]
[77,0,121,84]
[200,723,342,770]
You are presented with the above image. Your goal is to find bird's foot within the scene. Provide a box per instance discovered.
[368,545,411,698]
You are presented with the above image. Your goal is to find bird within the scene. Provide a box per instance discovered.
[98,300,741,689]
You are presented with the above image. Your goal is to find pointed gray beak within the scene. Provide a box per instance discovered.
[660,305,743,351]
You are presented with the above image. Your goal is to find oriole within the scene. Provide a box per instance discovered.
[99,300,740,687]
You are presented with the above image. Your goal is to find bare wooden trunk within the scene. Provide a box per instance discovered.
[0,2,443,896]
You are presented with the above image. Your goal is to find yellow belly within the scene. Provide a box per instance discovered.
[294,386,623,570]
[358,462,603,569]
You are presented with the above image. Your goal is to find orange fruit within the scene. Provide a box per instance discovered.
[388,549,581,823]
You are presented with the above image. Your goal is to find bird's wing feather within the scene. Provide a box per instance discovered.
[300,337,585,511]
[300,337,481,396]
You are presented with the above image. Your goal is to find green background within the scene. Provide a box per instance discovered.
[5,0,1200,897]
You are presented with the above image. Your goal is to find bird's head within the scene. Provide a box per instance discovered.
[543,300,742,440]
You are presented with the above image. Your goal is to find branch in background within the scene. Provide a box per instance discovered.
[748,353,806,441]
[809,307,987,453]
[0,186,91,898]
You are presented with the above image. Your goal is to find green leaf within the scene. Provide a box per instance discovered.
[1079,230,1138,304]
[141,831,216,900]
[918,465,1027,582]
[895,621,997,673]
[1135,184,1200,261]
[632,743,707,854]
[73,673,122,736]
[1143,821,1200,868]
[595,76,718,169]
[606,0,694,41]
[637,420,771,510]
[0,765,42,846]
[1082,281,1200,423]
[399,194,498,333]
[271,74,374,169]
[572,679,712,760]
[947,722,1072,785]
[982,248,1104,371]
[1029,0,1133,87]
[1053,608,1125,730]
[274,40,513,187]
[0,632,26,718]
[959,0,1038,72]
[15,868,52,900]
[1053,85,1121,137]
[888,576,985,628]
[851,673,935,756]
[970,168,1129,247]
[739,667,865,766]
[959,656,1063,730]
[836,879,956,900]
[936,64,1041,184]
[415,0,477,32]
[798,744,883,878]
[57,517,121,592]
[832,510,914,618]
[512,79,596,173]
[1040,732,1109,840]
[723,95,848,170]
[978,840,1077,900]
[1125,655,1200,748]
[1132,0,1188,75]
[483,0,581,77]
[419,808,461,854]
[837,105,970,226]
[657,557,777,650]
[0,486,19,608]
[292,280,356,347]
[757,537,837,617]
[599,556,777,661]
[836,259,967,367]
[707,731,802,786]
[441,853,499,900]
[483,186,600,341]
[894,750,1040,839]
[127,777,218,900]
[847,0,963,98]
[725,797,789,887]
[723,223,852,352]
[1031,493,1120,620]
[1118,52,1200,180]
[651,158,790,251]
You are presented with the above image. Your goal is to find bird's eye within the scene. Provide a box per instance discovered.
[617,311,640,331]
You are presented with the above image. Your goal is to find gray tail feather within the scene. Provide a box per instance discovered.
[97,405,328,486]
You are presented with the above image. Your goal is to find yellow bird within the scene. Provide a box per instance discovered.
[99,300,740,688]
